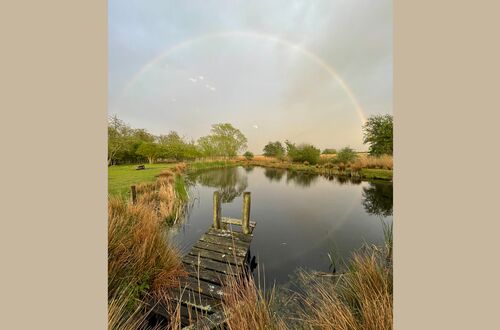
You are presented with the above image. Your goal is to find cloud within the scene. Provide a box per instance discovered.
[189,77,197,82]
[252,124,259,129]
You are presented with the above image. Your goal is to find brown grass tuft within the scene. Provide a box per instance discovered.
[108,197,186,298]
[295,245,392,330]
[222,273,287,330]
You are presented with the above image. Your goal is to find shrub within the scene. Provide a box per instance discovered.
[288,143,321,165]
[322,148,337,154]
[243,151,254,160]
[335,147,358,164]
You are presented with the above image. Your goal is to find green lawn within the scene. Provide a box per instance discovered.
[108,163,175,197]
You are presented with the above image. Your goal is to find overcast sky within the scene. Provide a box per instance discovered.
[109,0,392,153]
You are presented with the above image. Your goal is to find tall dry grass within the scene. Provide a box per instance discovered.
[294,244,392,330]
[353,154,393,170]
[108,289,151,330]
[222,273,287,330]
[108,197,186,300]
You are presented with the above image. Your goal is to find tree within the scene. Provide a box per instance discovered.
[108,115,131,165]
[335,147,357,164]
[243,151,254,160]
[136,142,161,164]
[158,131,187,161]
[263,141,285,157]
[198,123,247,158]
[197,135,218,158]
[362,114,393,156]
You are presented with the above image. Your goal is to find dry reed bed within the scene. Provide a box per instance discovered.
[218,242,392,330]
[294,246,392,330]
[108,164,189,329]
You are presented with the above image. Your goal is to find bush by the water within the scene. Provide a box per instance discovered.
[287,143,321,165]
[334,147,358,164]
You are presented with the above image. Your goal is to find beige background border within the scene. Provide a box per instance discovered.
[1,1,499,329]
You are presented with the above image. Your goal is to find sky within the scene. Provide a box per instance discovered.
[109,0,392,153]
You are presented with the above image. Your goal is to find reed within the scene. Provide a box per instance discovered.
[294,243,392,330]
[221,273,287,330]
[108,198,186,302]
[353,154,393,170]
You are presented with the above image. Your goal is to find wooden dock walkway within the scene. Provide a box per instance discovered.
[153,191,256,329]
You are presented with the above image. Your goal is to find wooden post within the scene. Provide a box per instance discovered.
[131,185,137,204]
[242,192,251,234]
[213,191,221,229]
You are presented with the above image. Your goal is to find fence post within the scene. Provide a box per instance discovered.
[213,191,221,229]
[242,192,251,234]
[131,185,137,204]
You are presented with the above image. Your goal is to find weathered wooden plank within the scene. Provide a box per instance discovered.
[171,288,222,313]
[191,310,227,330]
[180,275,225,299]
[221,217,256,228]
[193,241,248,257]
[182,263,226,286]
[200,233,250,250]
[183,254,242,276]
[206,228,253,243]
[189,247,245,266]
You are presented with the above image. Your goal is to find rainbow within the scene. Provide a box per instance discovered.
[117,31,367,125]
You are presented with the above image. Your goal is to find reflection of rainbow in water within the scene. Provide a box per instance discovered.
[117,31,367,125]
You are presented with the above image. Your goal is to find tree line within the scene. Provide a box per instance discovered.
[261,114,393,165]
[108,114,392,166]
[108,115,247,165]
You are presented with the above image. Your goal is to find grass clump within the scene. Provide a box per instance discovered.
[295,245,392,330]
[222,273,287,330]
[108,198,185,304]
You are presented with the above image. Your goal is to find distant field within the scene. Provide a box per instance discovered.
[108,163,174,197]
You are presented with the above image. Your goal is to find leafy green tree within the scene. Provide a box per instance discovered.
[263,141,285,157]
[197,135,218,158]
[243,151,254,160]
[198,123,247,158]
[335,147,358,164]
[158,131,187,161]
[136,142,161,164]
[182,141,202,160]
[108,115,130,165]
[362,114,393,156]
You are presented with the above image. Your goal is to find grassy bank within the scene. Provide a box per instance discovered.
[108,165,191,329]
[108,163,175,197]
[241,158,393,181]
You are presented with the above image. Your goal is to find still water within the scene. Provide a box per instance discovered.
[169,166,393,285]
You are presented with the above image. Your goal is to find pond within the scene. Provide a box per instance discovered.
[168,166,393,286]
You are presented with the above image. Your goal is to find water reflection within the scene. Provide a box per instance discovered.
[264,168,286,182]
[362,182,393,217]
[243,166,254,173]
[286,171,319,187]
[188,167,248,203]
[173,166,393,286]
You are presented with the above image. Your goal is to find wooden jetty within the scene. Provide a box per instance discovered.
[153,191,256,329]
